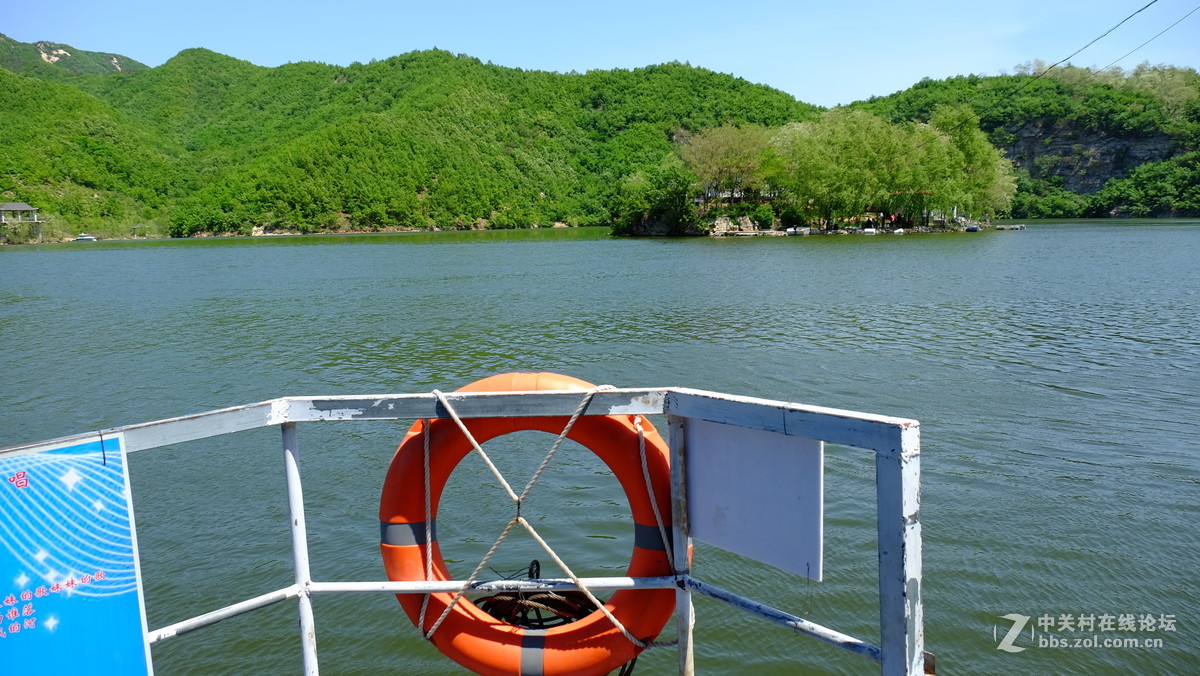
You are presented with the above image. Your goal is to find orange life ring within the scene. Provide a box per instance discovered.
[379,372,675,676]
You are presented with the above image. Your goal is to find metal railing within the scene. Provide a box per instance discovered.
[1,387,924,675]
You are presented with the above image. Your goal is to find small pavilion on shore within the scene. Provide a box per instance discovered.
[1,202,43,242]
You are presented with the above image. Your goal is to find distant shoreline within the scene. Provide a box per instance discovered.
[10,218,1200,246]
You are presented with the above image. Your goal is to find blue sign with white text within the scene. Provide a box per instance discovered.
[0,436,152,674]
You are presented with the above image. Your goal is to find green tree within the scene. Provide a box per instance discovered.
[772,108,1015,226]
[610,159,701,236]
[773,110,900,224]
[1089,151,1200,217]
[675,124,775,207]
[927,105,1016,217]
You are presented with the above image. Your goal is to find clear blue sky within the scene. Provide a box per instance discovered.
[5,0,1198,107]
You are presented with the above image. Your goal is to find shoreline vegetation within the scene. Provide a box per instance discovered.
[8,217,1009,244]
[12,216,1200,245]
[1,36,1197,243]
[608,108,1017,237]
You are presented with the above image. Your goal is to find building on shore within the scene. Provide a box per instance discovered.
[1,202,43,242]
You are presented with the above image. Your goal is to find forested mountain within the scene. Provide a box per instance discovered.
[1,34,1196,240]
[0,66,183,222]
[1,36,817,238]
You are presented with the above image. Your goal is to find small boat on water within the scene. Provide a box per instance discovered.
[995,224,1026,230]
[964,226,980,232]
[73,233,98,242]
[862,227,877,235]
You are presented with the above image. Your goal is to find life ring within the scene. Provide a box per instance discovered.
[379,372,674,676]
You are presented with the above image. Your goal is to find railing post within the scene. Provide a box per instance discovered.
[875,424,923,675]
[669,415,695,675]
[282,422,320,675]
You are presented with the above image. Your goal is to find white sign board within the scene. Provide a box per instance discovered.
[684,418,823,580]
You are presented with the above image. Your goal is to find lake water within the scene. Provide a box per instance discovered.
[2,222,1197,674]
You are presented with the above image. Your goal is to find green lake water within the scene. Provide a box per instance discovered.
[1,222,1197,674]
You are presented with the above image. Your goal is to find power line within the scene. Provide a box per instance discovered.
[979,0,1171,113]
[863,0,1185,158]
[1100,3,1200,71]
[1034,0,1160,77]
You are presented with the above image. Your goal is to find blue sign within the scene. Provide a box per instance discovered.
[0,435,152,674]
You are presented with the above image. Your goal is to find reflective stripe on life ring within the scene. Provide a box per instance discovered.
[379,372,674,676]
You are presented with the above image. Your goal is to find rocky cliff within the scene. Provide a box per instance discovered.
[1005,122,1177,193]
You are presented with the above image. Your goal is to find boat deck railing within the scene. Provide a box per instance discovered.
[1,387,925,675]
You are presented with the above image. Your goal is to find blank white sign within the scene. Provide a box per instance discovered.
[684,418,823,580]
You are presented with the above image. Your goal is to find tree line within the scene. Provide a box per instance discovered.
[1,39,1196,240]
[612,105,1016,235]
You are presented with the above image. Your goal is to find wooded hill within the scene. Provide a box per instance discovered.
[850,62,1200,219]
[1,33,1196,239]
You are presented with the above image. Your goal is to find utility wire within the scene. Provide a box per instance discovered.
[945,0,1174,125]
[1100,3,1200,71]
[1034,0,1159,77]
[889,0,1181,178]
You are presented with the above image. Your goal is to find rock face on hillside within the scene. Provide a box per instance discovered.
[0,33,147,75]
[1004,122,1175,194]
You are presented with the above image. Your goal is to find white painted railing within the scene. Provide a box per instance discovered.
[0,387,924,675]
